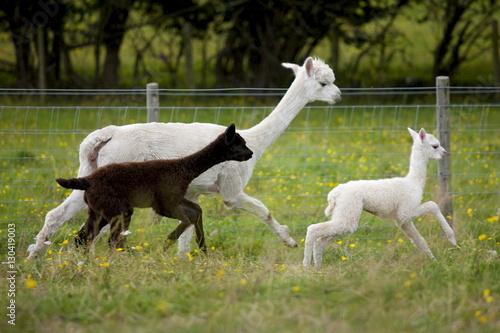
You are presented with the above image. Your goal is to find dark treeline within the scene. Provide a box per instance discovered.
[0,0,498,89]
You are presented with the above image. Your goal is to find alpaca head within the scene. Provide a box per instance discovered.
[408,127,447,160]
[282,57,341,104]
[221,123,254,162]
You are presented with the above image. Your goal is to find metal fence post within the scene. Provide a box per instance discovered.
[436,76,454,228]
[147,82,159,123]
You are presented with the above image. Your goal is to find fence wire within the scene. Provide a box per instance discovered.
[0,88,498,242]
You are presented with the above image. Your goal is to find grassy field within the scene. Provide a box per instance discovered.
[0,99,499,332]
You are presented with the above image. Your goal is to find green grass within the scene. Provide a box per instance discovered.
[3,230,500,333]
[0,101,499,332]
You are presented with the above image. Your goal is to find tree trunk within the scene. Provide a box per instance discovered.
[100,0,132,88]
[432,1,469,77]
[37,25,47,96]
[182,22,195,89]
[4,1,35,87]
[329,26,340,71]
[492,19,500,87]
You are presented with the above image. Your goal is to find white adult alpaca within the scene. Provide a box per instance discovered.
[28,57,341,259]
[303,128,459,268]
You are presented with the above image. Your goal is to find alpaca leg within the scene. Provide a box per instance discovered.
[415,201,459,248]
[176,225,194,254]
[107,210,133,249]
[176,194,199,256]
[176,224,194,256]
[188,203,206,252]
[164,221,191,250]
[168,199,206,252]
[303,223,324,268]
[307,218,357,268]
[84,192,132,249]
[85,218,109,255]
[310,200,362,267]
[75,208,105,248]
[313,235,337,268]
[74,208,110,257]
[27,190,87,259]
[303,222,337,268]
[89,224,110,247]
[399,222,435,259]
[223,191,297,248]
[160,202,202,251]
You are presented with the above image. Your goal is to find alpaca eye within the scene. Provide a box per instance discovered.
[432,145,439,149]
[320,82,327,87]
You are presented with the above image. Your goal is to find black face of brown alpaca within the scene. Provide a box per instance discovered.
[56,123,253,253]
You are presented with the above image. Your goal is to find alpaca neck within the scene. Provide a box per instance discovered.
[243,76,308,158]
[179,140,228,179]
[406,147,429,187]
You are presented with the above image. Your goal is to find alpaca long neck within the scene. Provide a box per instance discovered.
[176,139,228,180]
[243,76,308,158]
[406,147,429,188]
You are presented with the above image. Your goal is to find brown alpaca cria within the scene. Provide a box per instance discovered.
[56,124,253,252]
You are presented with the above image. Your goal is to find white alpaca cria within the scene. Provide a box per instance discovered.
[303,128,459,268]
[28,57,341,259]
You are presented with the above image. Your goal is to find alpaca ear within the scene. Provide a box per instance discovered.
[407,127,418,141]
[304,57,314,77]
[282,62,300,75]
[224,123,236,145]
[418,128,426,142]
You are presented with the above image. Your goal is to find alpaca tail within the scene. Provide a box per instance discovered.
[79,126,115,171]
[56,177,90,191]
[324,203,335,217]
[324,188,340,217]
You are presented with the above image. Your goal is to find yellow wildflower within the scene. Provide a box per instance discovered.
[25,279,37,289]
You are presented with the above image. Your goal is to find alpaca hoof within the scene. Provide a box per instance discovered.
[26,244,38,260]
[164,238,176,251]
[26,241,48,260]
[486,250,498,257]
[279,225,298,247]
[177,248,190,257]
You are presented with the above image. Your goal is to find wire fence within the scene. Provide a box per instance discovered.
[1,86,500,96]
[0,87,498,242]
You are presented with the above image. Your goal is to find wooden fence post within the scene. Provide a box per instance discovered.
[147,82,159,123]
[436,76,454,227]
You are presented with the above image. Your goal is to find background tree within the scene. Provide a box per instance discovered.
[1,0,68,88]
[418,0,500,77]
[214,0,410,87]
[96,0,134,88]
[0,0,497,89]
